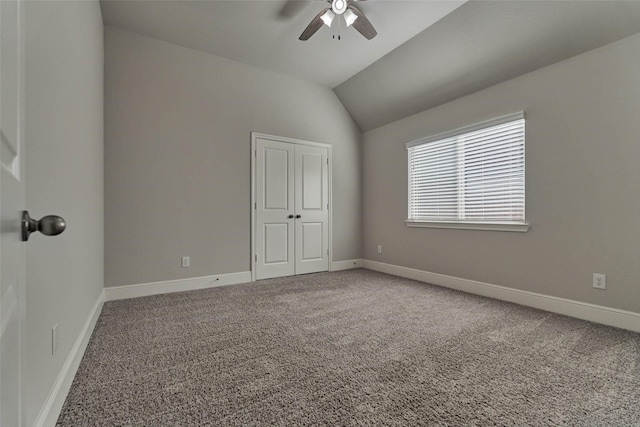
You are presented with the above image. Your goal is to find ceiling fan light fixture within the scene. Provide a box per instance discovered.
[343,8,358,27]
[321,9,335,27]
[299,1,377,41]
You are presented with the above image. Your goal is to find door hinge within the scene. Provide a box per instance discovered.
[254,202,257,209]
[327,249,329,255]
[255,254,257,262]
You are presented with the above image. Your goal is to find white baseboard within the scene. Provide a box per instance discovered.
[331,259,363,271]
[104,271,252,301]
[34,292,104,427]
[363,260,640,333]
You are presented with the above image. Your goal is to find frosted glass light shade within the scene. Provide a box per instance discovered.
[344,9,357,27]
[321,10,335,27]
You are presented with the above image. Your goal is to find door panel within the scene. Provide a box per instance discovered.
[255,139,295,279]
[301,222,323,260]
[295,145,329,275]
[264,148,289,210]
[302,154,322,210]
[0,0,25,425]
[264,224,289,264]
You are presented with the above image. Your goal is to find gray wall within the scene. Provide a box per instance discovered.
[24,1,104,425]
[362,33,640,313]
[104,27,362,287]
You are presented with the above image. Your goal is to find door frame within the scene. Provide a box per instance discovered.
[0,0,27,424]
[250,132,333,281]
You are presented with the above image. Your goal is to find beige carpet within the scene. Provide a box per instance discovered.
[57,269,640,426]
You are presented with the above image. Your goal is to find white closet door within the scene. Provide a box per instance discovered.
[255,139,295,279]
[294,145,329,275]
[254,137,329,280]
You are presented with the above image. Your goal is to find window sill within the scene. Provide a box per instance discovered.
[405,220,530,233]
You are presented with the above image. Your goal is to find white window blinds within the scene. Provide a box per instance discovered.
[407,113,525,225]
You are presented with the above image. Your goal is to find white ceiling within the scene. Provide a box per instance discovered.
[100,0,466,88]
[101,0,640,132]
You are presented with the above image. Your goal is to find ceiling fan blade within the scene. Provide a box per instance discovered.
[348,5,377,40]
[299,7,329,40]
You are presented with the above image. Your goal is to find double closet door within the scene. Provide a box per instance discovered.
[255,137,329,280]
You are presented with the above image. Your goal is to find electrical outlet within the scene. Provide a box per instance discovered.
[52,324,58,355]
[593,273,606,289]
[377,245,382,254]
[181,256,190,268]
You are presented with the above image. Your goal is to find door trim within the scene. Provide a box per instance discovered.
[251,132,333,281]
[1,0,27,424]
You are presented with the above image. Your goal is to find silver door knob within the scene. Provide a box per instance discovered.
[22,210,66,241]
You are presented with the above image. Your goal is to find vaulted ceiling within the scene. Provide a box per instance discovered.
[100,0,466,88]
[101,0,640,132]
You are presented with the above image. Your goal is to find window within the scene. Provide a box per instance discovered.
[406,112,529,232]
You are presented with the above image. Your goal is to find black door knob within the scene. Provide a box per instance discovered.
[22,211,66,241]
[296,215,301,219]
[288,214,294,219]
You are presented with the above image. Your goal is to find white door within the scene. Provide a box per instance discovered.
[294,145,329,275]
[254,137,329,280]
[255,139,295,279]
[0,0,25,425]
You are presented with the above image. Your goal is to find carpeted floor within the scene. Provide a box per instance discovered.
[57,269,640,426]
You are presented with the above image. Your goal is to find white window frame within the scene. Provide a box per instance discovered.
[406,112,530,232]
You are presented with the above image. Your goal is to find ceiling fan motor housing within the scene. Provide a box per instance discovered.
[332,0,347,15]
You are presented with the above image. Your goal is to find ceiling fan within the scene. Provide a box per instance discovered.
[299,0,377,41]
